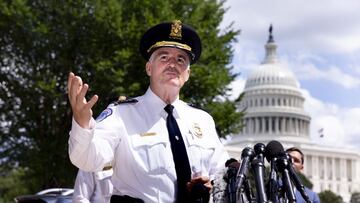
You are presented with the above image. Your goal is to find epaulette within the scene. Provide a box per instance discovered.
[187,103,206,112]
[112,96,138,106]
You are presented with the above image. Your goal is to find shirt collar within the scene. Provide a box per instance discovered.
[143,87,183,118]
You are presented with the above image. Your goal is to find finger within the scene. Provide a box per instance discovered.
[76,83,89,105]
[86,95,99,109]
[67,72,75,93]
[75,76,83,94]
[204,181,212,191]
[69,76,82,106]
[201,176,210,182]
[191,176,208,183]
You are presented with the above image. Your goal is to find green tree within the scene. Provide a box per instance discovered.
[297,171,313,189]
[0,167,31,202]
[319,190,343,203]
[351,192,360,203]
[0,0,243,200]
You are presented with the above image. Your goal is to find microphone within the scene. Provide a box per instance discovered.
[284,153,313,203]
[265,140,284,203]
[251,158,267,203]
[225,159,239,203]
[254,143,266,163]
[252,143,267,203]
[276,153,296,203]
[235,147,255,193]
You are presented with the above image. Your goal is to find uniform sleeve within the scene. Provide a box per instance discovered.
[72,170,94,203]
[207,117,230,181]
[68,106,123,171]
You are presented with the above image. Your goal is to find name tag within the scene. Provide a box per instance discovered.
[140,132,157,137]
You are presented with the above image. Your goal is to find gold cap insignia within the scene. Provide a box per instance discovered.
[169,20,182,40]
[192,123,203,138]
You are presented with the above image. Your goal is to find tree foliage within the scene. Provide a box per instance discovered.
[319,190,343,203]
[0,0,243,200]
[351,192,360,203]
[297,171,313,189]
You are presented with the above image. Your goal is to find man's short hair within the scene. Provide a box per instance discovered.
[286,147,304,164]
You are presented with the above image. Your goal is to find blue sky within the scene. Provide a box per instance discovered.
[221,0,360,148]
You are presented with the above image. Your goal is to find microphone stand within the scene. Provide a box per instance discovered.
[251,158,268,203]
[284,153,313,203]
[268,157,278,203]
[276,155,296,203]
[226,165,238,203]
[235,147,256,201]
[244,178,254,202]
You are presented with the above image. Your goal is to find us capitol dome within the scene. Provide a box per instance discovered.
[230,25,311,145]
[225,26,360,202]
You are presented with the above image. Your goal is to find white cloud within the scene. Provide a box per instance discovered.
[282,56,360,89]
[222,0,360,55]
[301,89,360,148]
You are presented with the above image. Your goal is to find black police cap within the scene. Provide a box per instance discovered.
[140,20,202,64]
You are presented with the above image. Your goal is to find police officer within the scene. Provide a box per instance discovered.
[67,20,229,202]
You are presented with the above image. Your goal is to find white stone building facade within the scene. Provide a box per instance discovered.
[225,27,360,202]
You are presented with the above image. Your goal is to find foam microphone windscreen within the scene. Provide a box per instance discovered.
[265,140,284,162]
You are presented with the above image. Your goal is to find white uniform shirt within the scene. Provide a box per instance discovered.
[72,169,113,203]
[69,88,229,203]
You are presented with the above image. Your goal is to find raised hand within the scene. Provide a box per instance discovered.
[67,72,98,128]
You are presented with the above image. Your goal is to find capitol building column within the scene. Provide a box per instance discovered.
[261,117,266,134]
[312,155,320,192]
[339,158,347,194]
[254,118,259,134]
[331,157,336,192]
[269,117,273,134]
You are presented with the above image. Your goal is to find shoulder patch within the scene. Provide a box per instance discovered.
[96,108,113,122]
[112,96,138,106]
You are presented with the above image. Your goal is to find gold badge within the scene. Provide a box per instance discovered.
[192,123,203,138]
[169,20,182,40]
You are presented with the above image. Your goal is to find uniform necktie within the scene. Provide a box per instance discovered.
[164,104,191,202]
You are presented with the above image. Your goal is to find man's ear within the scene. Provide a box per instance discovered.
[145,62,151,76]
[184,68,190,82]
